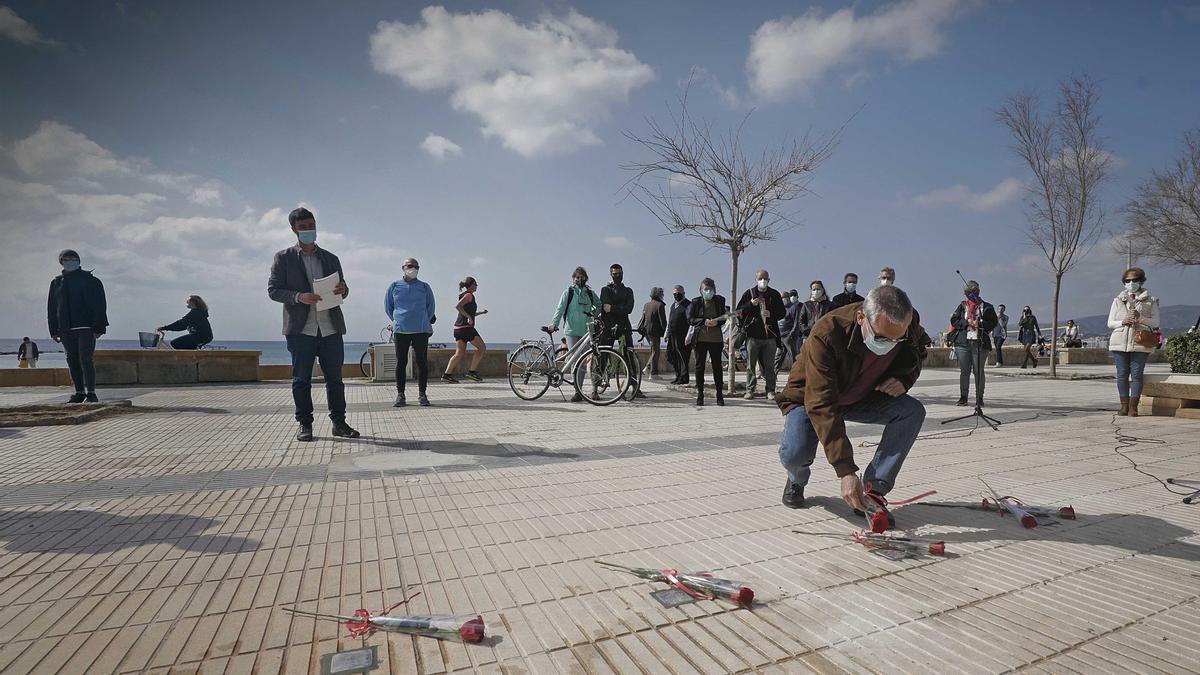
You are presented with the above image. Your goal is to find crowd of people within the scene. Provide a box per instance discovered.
[39,209,1166,527]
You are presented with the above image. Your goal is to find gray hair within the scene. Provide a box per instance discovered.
[864,286,913,324]
[650,286,664,299]
[964,279,980,294]
[756,269,770,279]
[402,257,419,268]
[879,266,896,277]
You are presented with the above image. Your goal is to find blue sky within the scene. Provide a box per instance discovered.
[2,0,1198,341]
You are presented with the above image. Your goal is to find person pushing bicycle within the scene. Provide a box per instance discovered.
[601,263,645,399]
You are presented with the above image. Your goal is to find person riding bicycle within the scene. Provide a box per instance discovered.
[600,263,645,399]
[544,266,600,402]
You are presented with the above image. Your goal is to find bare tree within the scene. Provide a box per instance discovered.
[996,76,1111,377]
[1121,130,1200,267]
[623,89,838,393]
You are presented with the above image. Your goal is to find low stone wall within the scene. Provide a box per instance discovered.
[1139,373,1200,419]
[95,350,260,384]
[925,345,1052,368]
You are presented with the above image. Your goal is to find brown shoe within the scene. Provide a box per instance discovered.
[1128,397,1140,417]
[1118,396,1129,416]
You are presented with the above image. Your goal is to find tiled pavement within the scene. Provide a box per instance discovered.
[0,366,1197,674]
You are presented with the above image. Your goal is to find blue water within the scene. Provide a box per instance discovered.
[0,338,523,369]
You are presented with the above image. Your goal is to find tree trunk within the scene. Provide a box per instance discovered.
[728,249,739,394]
[1050,274,1062,378]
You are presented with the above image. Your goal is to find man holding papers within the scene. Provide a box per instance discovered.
[268,207,360,441]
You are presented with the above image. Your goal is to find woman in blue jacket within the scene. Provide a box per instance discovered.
[385,258,436,407]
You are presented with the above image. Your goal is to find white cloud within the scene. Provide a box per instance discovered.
[685,67,744,108]
[370,6,654,157]
[603,235,636,250]
[909,178,1023,212]
[188,186,222,206]
[420,133,463,160]
[747,0,970,101]
[12,121,133,178]
[0,6,56,46]
[469,256,487,268]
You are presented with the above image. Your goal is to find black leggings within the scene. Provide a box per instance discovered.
[61,330,97,393]
[694,342,723,400]
[171,334,210,350]
[394,333,430,394]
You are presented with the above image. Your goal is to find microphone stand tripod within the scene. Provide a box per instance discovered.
[1166,479,1200,505]
[943,273,1002,431]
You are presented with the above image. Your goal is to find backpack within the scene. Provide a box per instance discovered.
[566,286,596,309]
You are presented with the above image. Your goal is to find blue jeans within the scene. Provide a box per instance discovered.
[1112,351,1150,398]
[778,392,926,495]
[286,333,346,424]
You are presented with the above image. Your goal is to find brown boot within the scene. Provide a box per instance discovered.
[1118,397,1129,416]
[1128,397,1140,417]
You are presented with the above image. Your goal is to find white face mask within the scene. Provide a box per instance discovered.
[860,315,900,356]
[844,282,857,293]
[403,267,418,279]
[757,279,768,290]
[811,289,824,300]
[879,278,893,287]
[1124,281,1141,293]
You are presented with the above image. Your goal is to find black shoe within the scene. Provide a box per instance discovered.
[669,378,681,385]
[956,397,968,406]
[716,398,725,406]
[297,423,314,442]
[679,377,689,385]
[84,392,99,403]
[571,392,584,403]
[976,400,985,409]
[695,398,704,407]
[464,371,483,382]
[782,479,806,508]
[419,394,430,407]
[68,393,86,403]
[332,422,360,438]
[393,393,406,407]
[633,390,647,399]
[441,373,459,384]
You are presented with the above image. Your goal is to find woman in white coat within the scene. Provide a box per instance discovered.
[1107,267,1159,417]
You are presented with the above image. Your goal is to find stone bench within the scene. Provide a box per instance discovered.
[95,349,261,384]
[1138,373,1200,419]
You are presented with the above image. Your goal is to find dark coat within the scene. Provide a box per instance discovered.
[1018,314,1040,345]
[830,291,864,310]
[18,341,39,360]
[267,245,348,336]
[687,295,729,344]
[779,301,802,339]
[163,308,214,342]
[47,270,108,337]
[636,299,667,338]
[600,282,635,330]
[667,297,692,337]
[735,286,787,339]
[949,300,999,350]
[776,304,929,478]
[798,299,834,339]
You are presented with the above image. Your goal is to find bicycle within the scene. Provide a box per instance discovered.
[507,313,633,405]
[359,325,397,378]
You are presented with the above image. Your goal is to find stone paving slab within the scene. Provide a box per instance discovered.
[0,366,1196,673]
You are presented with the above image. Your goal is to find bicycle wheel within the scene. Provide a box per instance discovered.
[574,346,632,406]
[380,325,394,343]
[359,349,373,379]
[508,344,552,400]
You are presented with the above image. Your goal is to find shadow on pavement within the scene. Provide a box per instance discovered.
[362,437,580,460]
[0,509,260,554]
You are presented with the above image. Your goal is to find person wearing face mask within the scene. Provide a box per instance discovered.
[775,286,929,528]
[666,285,692,385]
[736,270,787,400]
[830,273,864,309]
[1018,306,1041,369]
[878,267,896,287]
[779,289,803,366]
[47,249,108,403]
[797,281,833,345]
[1107,267,1160,416]
[600,263,644,399]
[545,267,600,402]
[949,280,998,407]
[636,287,667,378]
[268,207,357,441]
[157,295,213,350]
[687,278,728,406]
[386,258,437,407]
[992,304,1009,367]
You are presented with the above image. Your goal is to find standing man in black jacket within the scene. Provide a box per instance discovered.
[950,280,999,407]
[601,263,643,398]
[830,273,864,309]
[666,285,692,384]
[268,207,359,441]
[736,269,787,400]
[47,249,108,402]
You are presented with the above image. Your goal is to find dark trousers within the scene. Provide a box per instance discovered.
[955,341,988,406]
[668,333,691,382]
[994,337,1005,365]
[61,329,97,393]
[394,333,429,395]
[694,342,723,402]
[286,333,346,424]
[170,334,210,350]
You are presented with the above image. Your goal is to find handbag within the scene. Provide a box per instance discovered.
[18,359,28,369]
[1134,328,1157,348]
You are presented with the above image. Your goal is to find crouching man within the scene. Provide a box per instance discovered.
[775,285,929,530]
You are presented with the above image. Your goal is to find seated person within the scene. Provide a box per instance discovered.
[1063,319,1083,348]
[158,295,213,349]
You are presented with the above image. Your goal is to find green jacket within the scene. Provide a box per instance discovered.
[551,284,599,337]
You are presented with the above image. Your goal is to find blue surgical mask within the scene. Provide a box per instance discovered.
[297,230,317,245]
[845,282,857,293]
[966,292,980,302]
[1124,281,1141,292]
[61,260,81,272]
[702,289,715,300]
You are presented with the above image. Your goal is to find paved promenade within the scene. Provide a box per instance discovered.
[0,365,1197,674]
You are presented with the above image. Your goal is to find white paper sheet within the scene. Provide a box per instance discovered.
[313,272,344,312]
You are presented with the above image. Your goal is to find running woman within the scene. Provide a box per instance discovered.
[443,276,488,383]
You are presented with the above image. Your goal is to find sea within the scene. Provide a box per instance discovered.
[0,338,523,369]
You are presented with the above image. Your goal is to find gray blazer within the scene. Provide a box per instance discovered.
[267,245,349,336]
